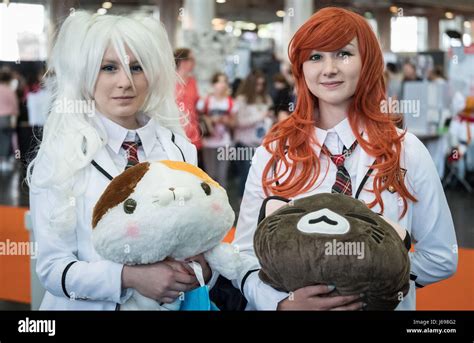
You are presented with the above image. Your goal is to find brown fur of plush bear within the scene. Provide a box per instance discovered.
[254,193,410,310]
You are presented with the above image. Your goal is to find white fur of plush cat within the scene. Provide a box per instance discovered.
[91,161,242,310]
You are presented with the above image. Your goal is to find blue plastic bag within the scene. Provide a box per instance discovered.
[179,261,219,311]
[180,285,219,311]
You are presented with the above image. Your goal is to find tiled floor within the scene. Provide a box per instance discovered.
[0,161,473,310]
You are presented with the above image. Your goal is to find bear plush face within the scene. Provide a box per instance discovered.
[254,193,410,310]
[92,161,235,264]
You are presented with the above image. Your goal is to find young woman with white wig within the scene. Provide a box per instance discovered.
[28,11,212,310]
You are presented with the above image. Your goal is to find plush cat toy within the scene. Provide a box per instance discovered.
[91,160,242,310]
[254,193,411,310]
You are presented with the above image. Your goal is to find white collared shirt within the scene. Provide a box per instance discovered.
[233,117,458,311]
[97,112,168,171]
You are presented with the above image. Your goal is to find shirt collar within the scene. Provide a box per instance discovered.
[97,111,156,157]
[136,114,157,158]
[314,117,358,156]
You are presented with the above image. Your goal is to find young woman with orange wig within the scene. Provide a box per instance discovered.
[232,7,457,310]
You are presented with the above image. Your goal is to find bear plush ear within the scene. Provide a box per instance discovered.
[257,196,291,224]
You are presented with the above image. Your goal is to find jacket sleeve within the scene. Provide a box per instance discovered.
[30,161,132,304]
[405,133,458,288]
[232,146,289,310]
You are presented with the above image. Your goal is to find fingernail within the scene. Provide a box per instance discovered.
[360,293,365,298]
[363,303,368,307]
[327,285,335,291]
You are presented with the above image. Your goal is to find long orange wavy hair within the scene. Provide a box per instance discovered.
[262,7,417,218]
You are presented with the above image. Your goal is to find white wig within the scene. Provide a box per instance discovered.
[28,11,185,233]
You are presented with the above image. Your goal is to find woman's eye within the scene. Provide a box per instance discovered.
[337,51,353,58]
[124,198,137,214]
[309,54,322,61]
[130,65,143,73]
[101,65,117,72]
[201,182,211,196]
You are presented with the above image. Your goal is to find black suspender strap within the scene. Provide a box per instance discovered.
[410,274,424,288]
[355,161,377,200]
[240,269,260,295]
[62,261,78,298]
[171,133,186,162]
[91,159,114,181]
[273,161,280,186]
[273,146,288,186]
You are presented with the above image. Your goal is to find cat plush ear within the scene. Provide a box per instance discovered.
[257,196,291,224]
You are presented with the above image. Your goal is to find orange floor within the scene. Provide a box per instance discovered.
[0,206,30,303]
[1,206,472,309]
[416,247,474,310]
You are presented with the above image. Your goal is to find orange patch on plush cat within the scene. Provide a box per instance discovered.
[160,160,220,188]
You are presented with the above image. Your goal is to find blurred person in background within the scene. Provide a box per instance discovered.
[385,62,402,100]
[174,48,202,159]
[448,95,474,183]
[270,73,294,123]
[23,67,51,177]
[197,72,235,188]
[402,62,422,82]
[0,67,19,172]
[233,70,273,196]
[428,65,447,85]
[400,61,422,102]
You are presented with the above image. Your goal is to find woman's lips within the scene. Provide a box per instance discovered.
[112,96,135,103]
[320,81,344,89]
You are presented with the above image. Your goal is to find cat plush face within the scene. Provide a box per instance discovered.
[254,193,410,310]
[92,161,235,264]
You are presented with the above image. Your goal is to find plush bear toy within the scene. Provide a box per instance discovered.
[254,193,411,310]
[91,160,242,310]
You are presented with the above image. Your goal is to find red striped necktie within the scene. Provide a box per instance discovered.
[122,136,142,170]
[324,140,359,196]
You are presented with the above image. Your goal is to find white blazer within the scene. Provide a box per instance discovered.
[233,127,458,310]
[30,124,197,310]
